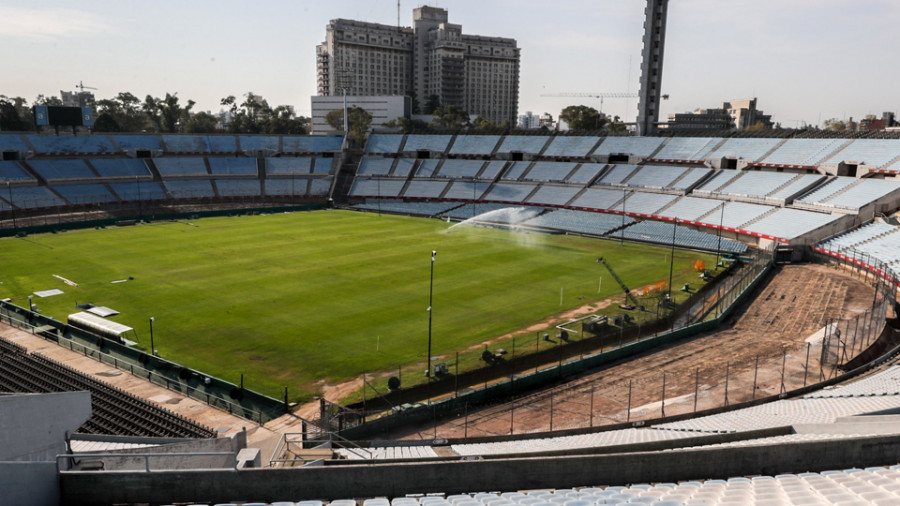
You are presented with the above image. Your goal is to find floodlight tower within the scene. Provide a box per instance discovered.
[636,0,669,136]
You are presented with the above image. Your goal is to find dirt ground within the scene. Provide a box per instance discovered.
[390,263,879,440]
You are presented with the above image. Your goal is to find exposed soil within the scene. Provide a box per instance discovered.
[387,263,879,440]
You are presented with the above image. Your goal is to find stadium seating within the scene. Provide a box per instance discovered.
[0,347,215,438]
[824,138,900,168]
[542,136,601,158]
[404,134,453,153]
[526,185,581,207]
[309,177,334,196]
[595,164,639,186]
[349,178,405,198]
[818,222,898,252]
[652,137,721,161]
[483,183,537,202]
[523,162,578,182]
[110,134,163,151]
[668,167,713,191]
[704,137,782,162]
[282,136,341,153]
[715,171,796,198]
[357,157,395,176]
[440,202,517,220]
[523,209,635,236]
[623,165,690,189]
[392,158,417,178]
[796,176,859,204]
[697,202,774,229]
[264,179,308,196]
[3,185,66,209]
[760,138,847,166]
[479,160,508,180]
[353,200,459,217]
[404,180,449,199]
[163,180,216,198]
[52,184,119,204]
[449,135,502,156]
[501,161,530,181]
[154,157,209,177]
[0,133,34,152]
[565,163,605,185]
[693,170,742,193]
[161,135,213,153]
[312,157,334,174]
[438,159,485,179]
[266,157,313,175]
[108,181,168,201]
[27,159,96,180]
[847,228,900,265]
[593,136,665,157]
[365,134,404,154]
[656,196,724,221]
[24,134,117,154]
[239,135,280,151]
[621,220,747,253]
[743,208,841,240]
[613,192,678,215]
[215,179,262,197]
[89,158,152,178]
[767,174,826,201]
[495,136,550,155]
[415,159,441,178]
[208,157,258,176]
[822,179,900,210]
[443,181,491,200]
[207,135,239,152]
[0,161,36,182]
[571,188,627,210]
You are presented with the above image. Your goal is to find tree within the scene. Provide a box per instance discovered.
[95,92,147,132]
[92,113,121,132]
[184,111,219,133]
[33,94,63,106]
[559,105,606,131]
[325,106,372,144]
[382,117,429,133]
[0,96,31,131]
[423,94,441,115]
[430,105,470,130]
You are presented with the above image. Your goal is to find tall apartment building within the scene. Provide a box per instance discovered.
[317,6,519,124]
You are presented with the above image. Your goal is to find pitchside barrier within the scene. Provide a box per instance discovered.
[0,201,326,238]
[0,300,288,424]
[326,247,778,439]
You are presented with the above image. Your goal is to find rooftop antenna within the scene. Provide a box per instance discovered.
[397,0,400,29]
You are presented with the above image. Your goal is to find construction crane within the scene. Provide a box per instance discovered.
[75,81,97,93]
[540,92,639,113]
[597,257,642,310]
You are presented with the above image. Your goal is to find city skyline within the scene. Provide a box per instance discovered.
[3,0,900,129]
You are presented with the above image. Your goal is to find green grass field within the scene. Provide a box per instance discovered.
[0,210,715,402]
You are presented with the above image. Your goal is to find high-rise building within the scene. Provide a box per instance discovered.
[316,6,519,124]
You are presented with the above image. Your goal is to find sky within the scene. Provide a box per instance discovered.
[3,0,900,128]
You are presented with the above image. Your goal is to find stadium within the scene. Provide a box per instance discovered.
[4,3,900,506]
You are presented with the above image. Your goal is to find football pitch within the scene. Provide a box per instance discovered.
[0,210,716,402]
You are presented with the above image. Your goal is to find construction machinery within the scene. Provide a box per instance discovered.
[597,257,642,310]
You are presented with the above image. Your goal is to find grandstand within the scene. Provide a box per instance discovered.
[3,131,900,506]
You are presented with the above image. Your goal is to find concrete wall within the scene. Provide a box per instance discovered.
[0,391,91,461]
[60,435,900,505]
[0,462,60,506]
[0,392,91,506]
[311,96,411,135]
